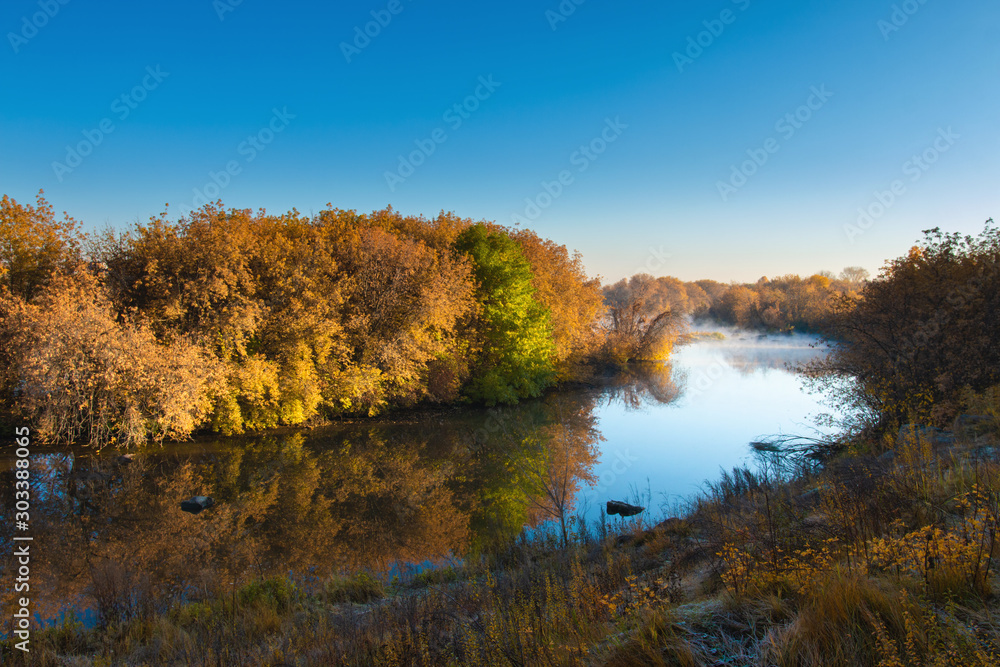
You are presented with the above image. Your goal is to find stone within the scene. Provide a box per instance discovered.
[606,500,645,517]
[180,496,215,514]
[897,424,956,448]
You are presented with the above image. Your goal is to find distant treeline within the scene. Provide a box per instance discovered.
[604,267,870,333]
[0,193,678,447]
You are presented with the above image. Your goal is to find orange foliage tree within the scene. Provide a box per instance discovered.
[810,222,1000,434]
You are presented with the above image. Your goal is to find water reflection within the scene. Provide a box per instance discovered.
[0,392,608,625]
[579,333,831,517]
[602,362,682,410]
[0,334,824,626]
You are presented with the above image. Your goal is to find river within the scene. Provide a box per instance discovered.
[0,331,832,628]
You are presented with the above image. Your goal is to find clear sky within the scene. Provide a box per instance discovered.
[1,0,997,283]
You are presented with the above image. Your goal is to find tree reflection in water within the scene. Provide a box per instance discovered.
[602,362,682,410]
[0,384,662,624]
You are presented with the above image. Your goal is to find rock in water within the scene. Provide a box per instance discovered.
[180,496,215,514]
[606,500,644,517]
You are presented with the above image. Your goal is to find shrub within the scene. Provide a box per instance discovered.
[322,572,385,604]
[237,577,297,613]
[5,273,219,447]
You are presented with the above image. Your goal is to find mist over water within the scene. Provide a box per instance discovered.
[579,328,833,517]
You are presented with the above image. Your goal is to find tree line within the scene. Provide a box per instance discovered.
[0,192,677,447]
[7,189,986,448]
[603,267,870,333]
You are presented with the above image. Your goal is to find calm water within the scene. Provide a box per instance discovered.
[0,332,832,626]
[582,331,833,514]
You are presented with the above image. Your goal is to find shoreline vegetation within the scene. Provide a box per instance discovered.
[3,192,1000,664]
[5,405,1000,665]
[0,192,868,451]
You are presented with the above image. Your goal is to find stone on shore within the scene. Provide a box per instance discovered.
[897,424,956,448]
[180,496,215,514]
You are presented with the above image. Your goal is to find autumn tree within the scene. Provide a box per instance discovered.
[96,205,322,433]
[839,266,870,286]
[712,284,760,329]
[602,275,685,366]
[3,194,614,443]
[0,191,81,300]
[684,281,712,317]
[510,228,604,380]
[0,191,84,425]
[317,207,475,411]
[4,273,218,446]
[810,222,1000,434]
[705,273,848,332]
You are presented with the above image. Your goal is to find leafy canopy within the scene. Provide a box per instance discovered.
[455,224,555,405]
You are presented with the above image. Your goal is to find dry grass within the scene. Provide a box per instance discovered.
[5,412,1000,665]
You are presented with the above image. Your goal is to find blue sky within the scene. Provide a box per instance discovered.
[1,0,997,282]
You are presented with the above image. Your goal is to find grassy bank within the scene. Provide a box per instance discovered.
[5,410,1000,665]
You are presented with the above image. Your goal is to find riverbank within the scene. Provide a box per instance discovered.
[6,410,998,665]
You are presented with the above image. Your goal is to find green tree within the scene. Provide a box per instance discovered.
[455,224,555,405]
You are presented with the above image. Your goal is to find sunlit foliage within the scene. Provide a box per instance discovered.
[601,274,686,366]
[2,273,219,447]
[0,194,617,444]
[0,191,81,300]
[811,221,1000,433]
[455,224,555,405]
[511,228,604,380]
